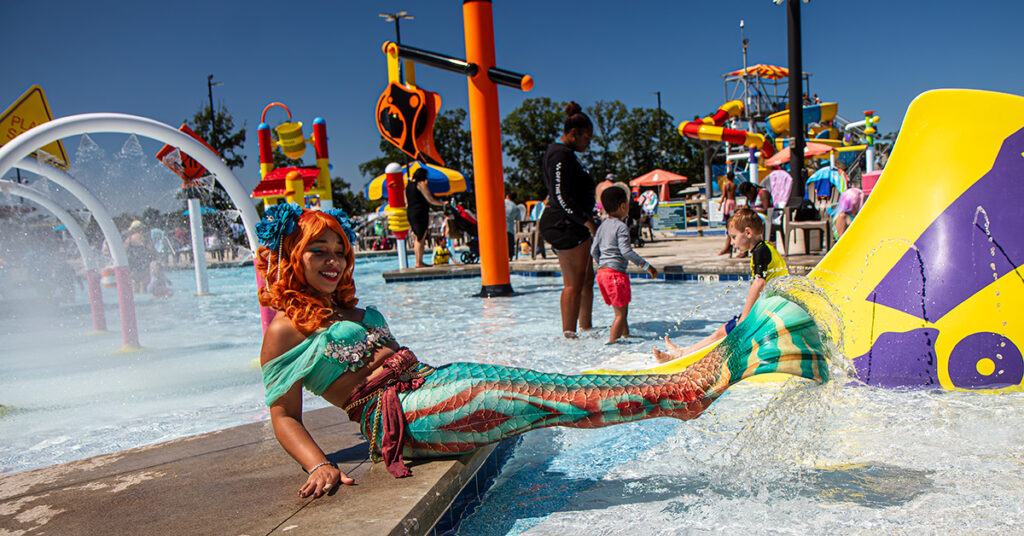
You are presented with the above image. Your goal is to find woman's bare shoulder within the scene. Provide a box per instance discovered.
[260,314,308,365]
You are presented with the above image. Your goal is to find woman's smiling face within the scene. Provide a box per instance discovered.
[301,229,348,296]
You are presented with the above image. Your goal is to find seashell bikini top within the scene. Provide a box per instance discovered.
[262,306,396,406]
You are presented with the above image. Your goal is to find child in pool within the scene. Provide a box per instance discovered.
[431,236,451,265]
[147,260,173,299]
[655,208,788,362]
[591,185,657,344]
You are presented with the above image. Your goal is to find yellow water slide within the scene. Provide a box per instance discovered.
[591,90,1024,392]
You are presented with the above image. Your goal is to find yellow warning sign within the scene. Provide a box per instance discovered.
[0,85,69,170]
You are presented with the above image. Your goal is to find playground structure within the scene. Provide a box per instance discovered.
[676,63,881,223]
[0,112,266,349]
[252,102,334,210]
[723,64,876,173]
[363,160,467,268]
[372,0,533,296]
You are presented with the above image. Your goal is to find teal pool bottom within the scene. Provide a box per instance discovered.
[1,259,1021,533]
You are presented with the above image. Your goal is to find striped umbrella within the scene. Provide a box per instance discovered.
[724,64,789,80]
[365,162,468,200]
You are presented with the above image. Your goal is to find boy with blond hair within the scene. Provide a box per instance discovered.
[655,207,788,361]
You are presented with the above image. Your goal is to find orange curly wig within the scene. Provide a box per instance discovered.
[255,210,357,335]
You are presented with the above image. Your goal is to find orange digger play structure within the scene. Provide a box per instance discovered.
[371,1,533,297]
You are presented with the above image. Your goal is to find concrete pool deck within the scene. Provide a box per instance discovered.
[0,408,511,536]
[381,232,824,282]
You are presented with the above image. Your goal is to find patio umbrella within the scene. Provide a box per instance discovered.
[629,169,687,201]
[763,142,835,168]
[807,166,849,198]
[365,162,468,200]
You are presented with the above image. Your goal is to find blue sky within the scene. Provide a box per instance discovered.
[3,0,1023,214]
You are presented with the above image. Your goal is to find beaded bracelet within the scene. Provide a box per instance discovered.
[305,461,337,474]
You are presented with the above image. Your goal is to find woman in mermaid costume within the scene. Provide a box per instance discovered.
[257,204,829,499]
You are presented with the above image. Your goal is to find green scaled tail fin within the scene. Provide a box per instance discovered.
[718,296,830,387]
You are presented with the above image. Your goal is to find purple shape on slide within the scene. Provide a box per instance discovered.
[947,332,1024,389]
[852,328,940,389]
[870,127,1024,322]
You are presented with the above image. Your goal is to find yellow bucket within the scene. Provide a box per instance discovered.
[275,121,306,159]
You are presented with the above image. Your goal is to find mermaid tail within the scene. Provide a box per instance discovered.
[369,296,828,459]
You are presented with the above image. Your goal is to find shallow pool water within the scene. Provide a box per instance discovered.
[0,258,739,474]
[2,258,1022,534]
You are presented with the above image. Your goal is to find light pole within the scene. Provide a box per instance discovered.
[783,0,806,205]
[206,74,223,149]
[653,91,662,166]
[379,11,414,82]
[740,19,751,130]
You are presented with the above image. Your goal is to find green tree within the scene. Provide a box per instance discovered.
[616,107,663,176]
[184,103,247,210]
[582,100,627,182]
[615,106,701,194]
[357,139,409,181]
[432,109,473,179]
[501,97,564,201]
[186,103,246,170]
[330,176,371,216]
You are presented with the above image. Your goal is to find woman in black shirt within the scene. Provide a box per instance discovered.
[406,167,444,267]
[539,102,597,338]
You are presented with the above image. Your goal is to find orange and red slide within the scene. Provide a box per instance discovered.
[678,100,774,158]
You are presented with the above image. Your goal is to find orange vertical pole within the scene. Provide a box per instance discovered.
[464,0,513,297]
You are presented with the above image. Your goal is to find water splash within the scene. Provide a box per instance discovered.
[658,278,746,343]
[69,134,183,216]
[975,205,1023,287]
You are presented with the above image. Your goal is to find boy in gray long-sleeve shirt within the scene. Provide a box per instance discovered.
[591,185,658,343]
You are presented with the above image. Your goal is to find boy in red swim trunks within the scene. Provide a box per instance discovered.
[591,185,658,344]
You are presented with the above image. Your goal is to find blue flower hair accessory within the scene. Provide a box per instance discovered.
[256,202,304,251]
[323,208,358,245]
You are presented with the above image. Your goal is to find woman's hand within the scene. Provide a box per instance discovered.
[585,220,598,235]
[299,463,356,498]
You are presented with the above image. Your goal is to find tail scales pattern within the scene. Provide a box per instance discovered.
[382,296,829,458]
